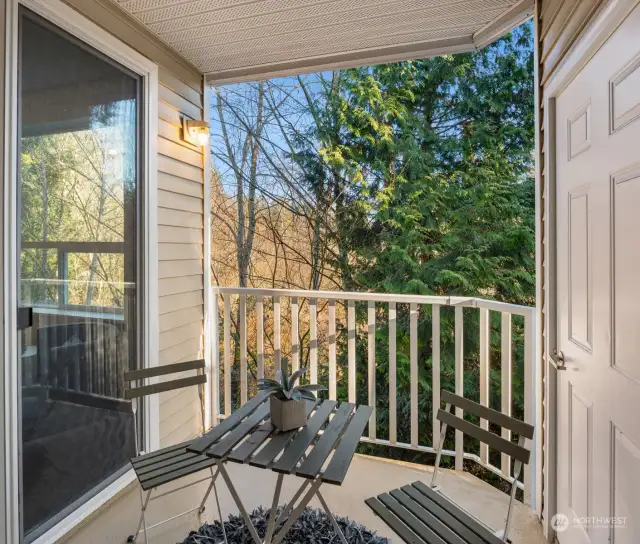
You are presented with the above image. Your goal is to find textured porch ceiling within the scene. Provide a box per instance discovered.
[113,0,534,84]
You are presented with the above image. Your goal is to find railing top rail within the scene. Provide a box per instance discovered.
[212,286,534,317]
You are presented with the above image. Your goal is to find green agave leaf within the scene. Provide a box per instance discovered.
[281,359,290,390]
[288,367,309,389]
[296,384,326,392]
[299,391,317,401]
[258,378,282,388]
[257,384,280,392]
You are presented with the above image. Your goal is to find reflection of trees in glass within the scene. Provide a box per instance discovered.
[20,100,136,309]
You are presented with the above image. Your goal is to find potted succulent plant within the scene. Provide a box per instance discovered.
[258,360,326,432]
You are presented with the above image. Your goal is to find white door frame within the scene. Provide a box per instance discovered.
[2,0,159,541]
[541,0,640,540]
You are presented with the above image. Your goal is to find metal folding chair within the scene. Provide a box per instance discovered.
[124,359,228,543]
[366,389,535,544]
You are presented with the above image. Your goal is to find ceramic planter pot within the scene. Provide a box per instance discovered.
[270,396,307,432]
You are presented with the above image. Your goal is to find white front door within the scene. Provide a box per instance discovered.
[555,5,640,544]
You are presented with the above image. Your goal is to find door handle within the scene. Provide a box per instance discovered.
[551,349,567,371]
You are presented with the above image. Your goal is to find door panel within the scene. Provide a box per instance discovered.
[611,168,640,381]
[555,5,640,544]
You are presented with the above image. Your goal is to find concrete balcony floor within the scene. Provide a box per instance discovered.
[64,454,546,544]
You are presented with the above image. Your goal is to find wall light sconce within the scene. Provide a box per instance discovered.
[182,118,210,147]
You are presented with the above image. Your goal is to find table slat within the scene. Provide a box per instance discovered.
[228,399,318,464]
[188,391,270,454]
[271,401,338,473]
[208,403,270,459]
[295,402,355,479]
[250,400,337,469]
[322,405,373,484]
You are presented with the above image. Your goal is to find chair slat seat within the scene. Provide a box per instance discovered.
[366,481,502,544]
[366,390,533,544]
[124,358,220,542]
[132,440,218,491]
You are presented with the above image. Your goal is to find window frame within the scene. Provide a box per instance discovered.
[3,0,159,542]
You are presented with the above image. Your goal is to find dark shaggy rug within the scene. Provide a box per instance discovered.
[180,506,389,544]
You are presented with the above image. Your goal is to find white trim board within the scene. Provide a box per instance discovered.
[3,0,159,542]
[202,83,214,432]
[540,0,640,541]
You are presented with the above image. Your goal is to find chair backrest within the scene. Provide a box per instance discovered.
[124,359,206,400]
[436,389,534,464]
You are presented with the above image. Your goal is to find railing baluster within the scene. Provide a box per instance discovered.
[274,296,281,373]
[212,291,220,425]
[389,302,397,445]
[501,312,512,478]
[240,294,247,405]
[257,297,264,380]
[291,296,299,372]
[223,293,231,416]
[347,299,356,403]
[524,310,538,509]
[368,301,376,440]
[328,300,337,400]
[309,298,318,385]
[410,303,418,448]
[479,307,490,465]
[454,305,464,471]
[432,304,440,447]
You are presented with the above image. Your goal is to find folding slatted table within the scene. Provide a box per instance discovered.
[188,392,373,544]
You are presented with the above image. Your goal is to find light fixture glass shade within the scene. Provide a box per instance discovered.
[183,118,210,146]
[195,130,209,146]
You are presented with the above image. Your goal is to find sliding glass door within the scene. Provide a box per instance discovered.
[17,8,142,539]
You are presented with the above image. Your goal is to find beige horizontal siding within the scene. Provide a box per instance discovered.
[158,172,203,199]
[159,275,203,297]
[158,155,202,182]
[159,67,202,108]
[159,207,203,229]
[159,337,202,367]
[160,322,204,351]
[158,137,203,168]
[157,71,205,447]
[159,290,204,315]
[159,305,204,333]
[158,225,203,244]
[159,259,203,279]
[158,190,203,213]
[159,84,202,120]
[158,101,183,127]
[159,242,203,261]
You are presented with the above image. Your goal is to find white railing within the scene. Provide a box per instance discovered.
[209,286,540,512]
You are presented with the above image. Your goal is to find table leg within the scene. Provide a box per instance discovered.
[215,461,263,544]
[214,463,348,544]
[264,473,284,543]
[270,478,323,544]
[274,478,311,526]
[316,488,348,544]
